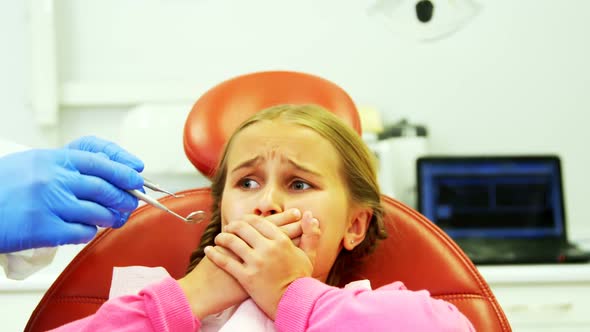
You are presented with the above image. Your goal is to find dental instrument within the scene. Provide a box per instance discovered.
[142,177,184,198]
[125,178,206,224]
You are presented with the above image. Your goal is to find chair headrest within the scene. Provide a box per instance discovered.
[183,71,361,178]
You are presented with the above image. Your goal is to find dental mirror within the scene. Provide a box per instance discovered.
[185,210,207,224]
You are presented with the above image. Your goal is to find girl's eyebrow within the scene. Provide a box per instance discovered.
[230,155,323,177]
[286,159,322,177]
[230,156,262,175]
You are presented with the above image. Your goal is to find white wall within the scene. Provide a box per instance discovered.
[0,0,47,147]
[1,0,589,328]
[54,0,590,241]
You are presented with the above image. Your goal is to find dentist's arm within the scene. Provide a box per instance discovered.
[0,136,144,254]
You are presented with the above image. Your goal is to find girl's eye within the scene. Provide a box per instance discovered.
[239,178,260,189]
[290,180,311,191]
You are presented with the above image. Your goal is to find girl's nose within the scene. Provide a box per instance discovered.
[254,186,283,217]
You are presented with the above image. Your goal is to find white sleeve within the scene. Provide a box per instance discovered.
[0,248,58,280]
[0,138,59,280]
[0,138,29,157]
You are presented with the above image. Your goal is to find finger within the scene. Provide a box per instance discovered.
[205,246,245,281]
[299,212,321,264]
[240,215,280,240]
[108,209,132,228]
[54,223,98,245]
[69,174,139,212]
[215,231,255,260]
[94,152,109,160]
[116,211,132,228]
[56,199,122,228]
[225,220,269,248]
[278,221,303,240]
[99,141,144,172]
[215,245,243,263]
[66,150,144,190]
[67,136,144,172]
[264,208,302,227]
[36,217,98,247]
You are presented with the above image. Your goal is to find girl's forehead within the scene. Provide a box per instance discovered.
[230,122,327,156]
[226,121,343,176]
[240,120,316,138]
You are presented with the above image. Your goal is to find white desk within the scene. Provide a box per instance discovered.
[0,245,85,331]
[478,264,590,332]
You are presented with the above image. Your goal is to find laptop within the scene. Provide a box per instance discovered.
[416,155,590,265]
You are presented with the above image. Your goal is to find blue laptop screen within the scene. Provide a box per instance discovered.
[417,158,564,239]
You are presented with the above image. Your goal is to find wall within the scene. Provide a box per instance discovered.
[0,0,46,147]
[54,0,590,241]
[0,0,589,329]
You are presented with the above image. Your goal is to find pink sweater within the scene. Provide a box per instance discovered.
[51,276,474,332]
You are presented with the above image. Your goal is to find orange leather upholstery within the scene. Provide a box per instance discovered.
[26,71,511,331]
[184,71,361,178]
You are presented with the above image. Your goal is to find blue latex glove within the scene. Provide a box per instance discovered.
[0,136,144,253]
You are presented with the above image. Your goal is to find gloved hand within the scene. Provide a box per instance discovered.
[0,136,144,253]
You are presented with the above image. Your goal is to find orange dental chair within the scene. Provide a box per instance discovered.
[25,71,511,331]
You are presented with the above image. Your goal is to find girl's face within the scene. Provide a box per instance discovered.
[220,120,369,282]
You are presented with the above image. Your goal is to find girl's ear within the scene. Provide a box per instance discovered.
[343,208,372,250]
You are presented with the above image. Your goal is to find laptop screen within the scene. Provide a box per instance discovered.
[417,156,566,239]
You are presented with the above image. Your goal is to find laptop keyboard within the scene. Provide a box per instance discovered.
[455,238,583,264]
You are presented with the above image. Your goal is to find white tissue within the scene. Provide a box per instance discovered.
[0,247,58,280]
[109,266,170,298]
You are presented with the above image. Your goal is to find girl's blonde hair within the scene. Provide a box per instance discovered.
[186,104,387,286]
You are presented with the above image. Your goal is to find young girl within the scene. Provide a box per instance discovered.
[52,105,474,331]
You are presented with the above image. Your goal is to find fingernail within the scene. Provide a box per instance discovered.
[117,212,131,228]
[110,209,123,228]
[204,246,211,254]
[291,208,301,218]
[311,218,319,226]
